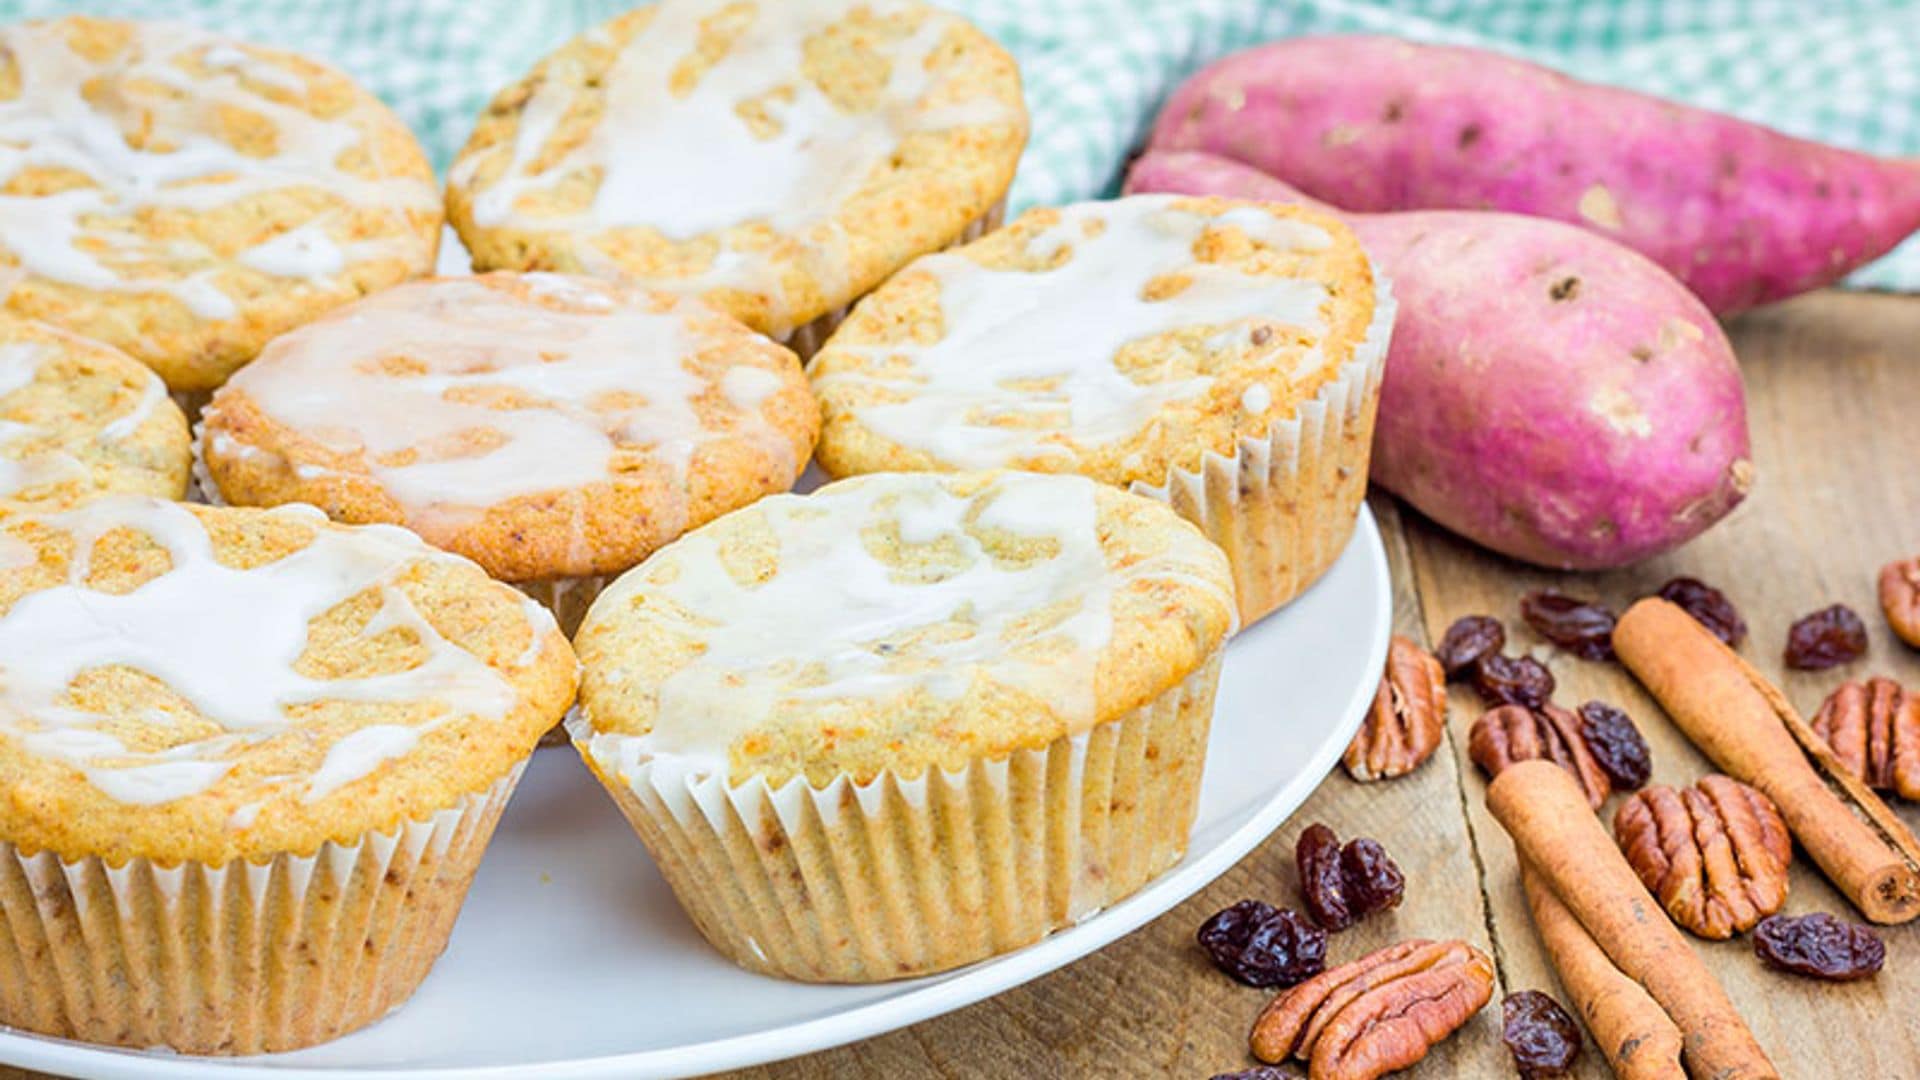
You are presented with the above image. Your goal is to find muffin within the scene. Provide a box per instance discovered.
[0,316,190,509]
[0,17,442,395]
[445,0,1027,354]
[198,271,819,632]
[570,470,1235,981]
[0,497,575,1052]
[809,194,1395,626]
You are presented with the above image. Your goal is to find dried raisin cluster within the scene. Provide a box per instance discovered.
[1295,823,1405,931]
[1197,900,1328,988]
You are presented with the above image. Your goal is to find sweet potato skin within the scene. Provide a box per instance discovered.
[1127,150,1754,570]
[1148,36,1920,314]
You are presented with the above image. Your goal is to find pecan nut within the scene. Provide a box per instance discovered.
[1811,677,1920,800]
[1250,938,1495,1079]
[1613,775,1791,939]
[1468,703,1611,809]
[1881,557,1920,648]
[1343,635,1446,781]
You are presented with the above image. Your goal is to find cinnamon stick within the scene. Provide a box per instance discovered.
[1520,861,1685,1080]
[1488,761,1777,1080]
[1614,597,1920,924]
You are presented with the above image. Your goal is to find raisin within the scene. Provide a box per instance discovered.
[1197,900,1327,987]
[1501,990,1583,1078]
[1296,824,1405,931]
[1520,591,1618,661]
[1753,913,1884,981]
[1296,824,1353,930]
[1656,576,1747,646]
[1209,1068,1302,1080]
[1436,615,1505,680]
[1784,604,1869,670]
[1340,838,1406,916]
[1471,653,1555,709]
[1576,700,1652,790]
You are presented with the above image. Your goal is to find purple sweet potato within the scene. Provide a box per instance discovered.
[1127,150,1753,570]
[1148,36,1920,314]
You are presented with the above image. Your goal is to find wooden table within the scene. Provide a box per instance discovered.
[6,290,1917,1078]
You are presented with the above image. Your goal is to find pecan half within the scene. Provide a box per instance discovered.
[1881,557,1920,648]
[1468,703,1611,809]
[1811,677,1920,800]
[1250,939,1494,1079]
[1613,775,1791,939]
[1343,635,1446,781]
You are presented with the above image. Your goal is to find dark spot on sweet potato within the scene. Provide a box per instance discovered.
[1549,276,1581,302]
[1719,154,1738,178]
[1457,124,1482,149]
[1382,100,1405,122]
[1630,345,1655,362]
[1815,180,1832,198]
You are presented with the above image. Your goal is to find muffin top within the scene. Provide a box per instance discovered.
[0,17,442,392]
[573,470,1234,788]
[809,195,1380,488]
[0,498,577,865]
[0,316,190,510]
[445,0,1027,339]
[200,272,820,583]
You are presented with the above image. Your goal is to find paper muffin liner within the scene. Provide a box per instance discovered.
[570,650,1223,983]
[1131,276,1395,629]
[777,195,1009,360]
[0,761,525,1055]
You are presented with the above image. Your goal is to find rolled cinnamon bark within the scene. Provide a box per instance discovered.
[1520,861,1685,1080]
[1489,761,1777,1080]
[1613,597,1920,924]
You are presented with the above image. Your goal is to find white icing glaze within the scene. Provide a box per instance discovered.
[811,196,1336,470]
[580,472,1230,777]
[0,333,167,500]
[0,497,555,806]
[451,0,1017,316]
[210,274,798,534]
[1241,383,1272,416]
[0,20,436,318]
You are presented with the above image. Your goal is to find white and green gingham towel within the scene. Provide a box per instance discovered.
[10,0,1919,289]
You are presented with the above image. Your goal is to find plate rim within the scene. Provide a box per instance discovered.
[0,508,1392,1080]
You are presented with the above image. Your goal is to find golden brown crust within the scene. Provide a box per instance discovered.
[0,316,190,509]
[0,17,441,392]
[0,501,578,866]
[445,1,1026,337]
[809,196,1376,488]
[200,273,820,582]
[573,471,1235,788]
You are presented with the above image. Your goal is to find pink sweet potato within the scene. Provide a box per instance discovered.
[1127,150,1753,570]
[1148,36,1920,314]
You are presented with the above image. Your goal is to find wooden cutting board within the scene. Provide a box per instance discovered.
[4,290,1915,1079]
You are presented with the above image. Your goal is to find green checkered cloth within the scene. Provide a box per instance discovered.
[11,0,1919,289]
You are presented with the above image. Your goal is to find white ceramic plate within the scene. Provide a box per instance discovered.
[0,508,1391,1080]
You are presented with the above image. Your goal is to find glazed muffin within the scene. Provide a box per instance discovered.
[0,17,441,394]
[446,0,1026,353]
[570,470,1235,981]
[810,195,1395,626]
[198,272,819,632]
[0,497,575,1053]
[0,317,190,509]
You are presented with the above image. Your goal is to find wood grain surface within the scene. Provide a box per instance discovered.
[5,290,1916,1078]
